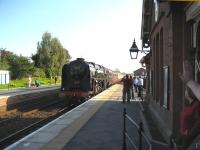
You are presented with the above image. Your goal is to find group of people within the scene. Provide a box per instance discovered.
[28,76,58,88]
[120,60,200,149]
[121,74,144,103]
[28,76,40,88]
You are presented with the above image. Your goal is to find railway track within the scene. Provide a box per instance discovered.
[0,99,71,149]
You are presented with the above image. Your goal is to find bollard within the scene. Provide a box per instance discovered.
[122,108,126,150]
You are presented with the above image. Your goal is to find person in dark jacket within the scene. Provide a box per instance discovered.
[129,75,134,100]
[121,74,132,103]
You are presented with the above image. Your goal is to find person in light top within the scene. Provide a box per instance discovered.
[133,77,138,93]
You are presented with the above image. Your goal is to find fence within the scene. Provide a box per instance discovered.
[122,108,152,150]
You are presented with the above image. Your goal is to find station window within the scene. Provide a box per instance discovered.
[163,66,169,109]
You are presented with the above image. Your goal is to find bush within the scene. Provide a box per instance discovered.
[32,67,46,78]
[9,83,16,87]
[0,77,60,89]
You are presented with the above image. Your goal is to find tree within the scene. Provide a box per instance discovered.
[0,48,35,79]
[0,48,12,70]
[32,67,46,78]
[31,53,40,67]
[8,55,34,79]
[32,32,71,78]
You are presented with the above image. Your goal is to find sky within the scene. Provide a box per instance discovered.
[0,0,145,73]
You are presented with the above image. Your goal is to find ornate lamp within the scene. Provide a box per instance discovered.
[129,39,139,59]
[129,38,150,59]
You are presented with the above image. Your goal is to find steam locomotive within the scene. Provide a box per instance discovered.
[60,58,122,105]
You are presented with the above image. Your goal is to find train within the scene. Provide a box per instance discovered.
[60,58,123,106]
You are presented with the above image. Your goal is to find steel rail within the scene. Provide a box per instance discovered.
[0,106,69,149]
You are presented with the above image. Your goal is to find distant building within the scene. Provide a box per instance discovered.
[133,68,146,77]
[0,70,9,84]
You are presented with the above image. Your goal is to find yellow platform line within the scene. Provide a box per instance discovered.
[42,84,122,150]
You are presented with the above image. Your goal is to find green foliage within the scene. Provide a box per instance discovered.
[32,32,71,78]
[0,77,61,89]
[0,32,71,80]
[0,49,34,79]
[32,67,46,78]
[0,61,9,70]
[0,48,12,70]
[0,79,26,89]
[8,55,34,79]
[31,53,40,67]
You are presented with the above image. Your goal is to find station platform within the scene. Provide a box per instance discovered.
[4,84,167,150]
[0,85,60,96]
[0,85,60,110]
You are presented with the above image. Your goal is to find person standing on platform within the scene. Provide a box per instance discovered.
[133,77,138,93]
[137,76,143,97]
[121,74,132,103]
[129,75,134,100]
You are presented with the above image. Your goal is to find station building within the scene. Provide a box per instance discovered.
[0,70,9,85]
[141,0,200,144]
